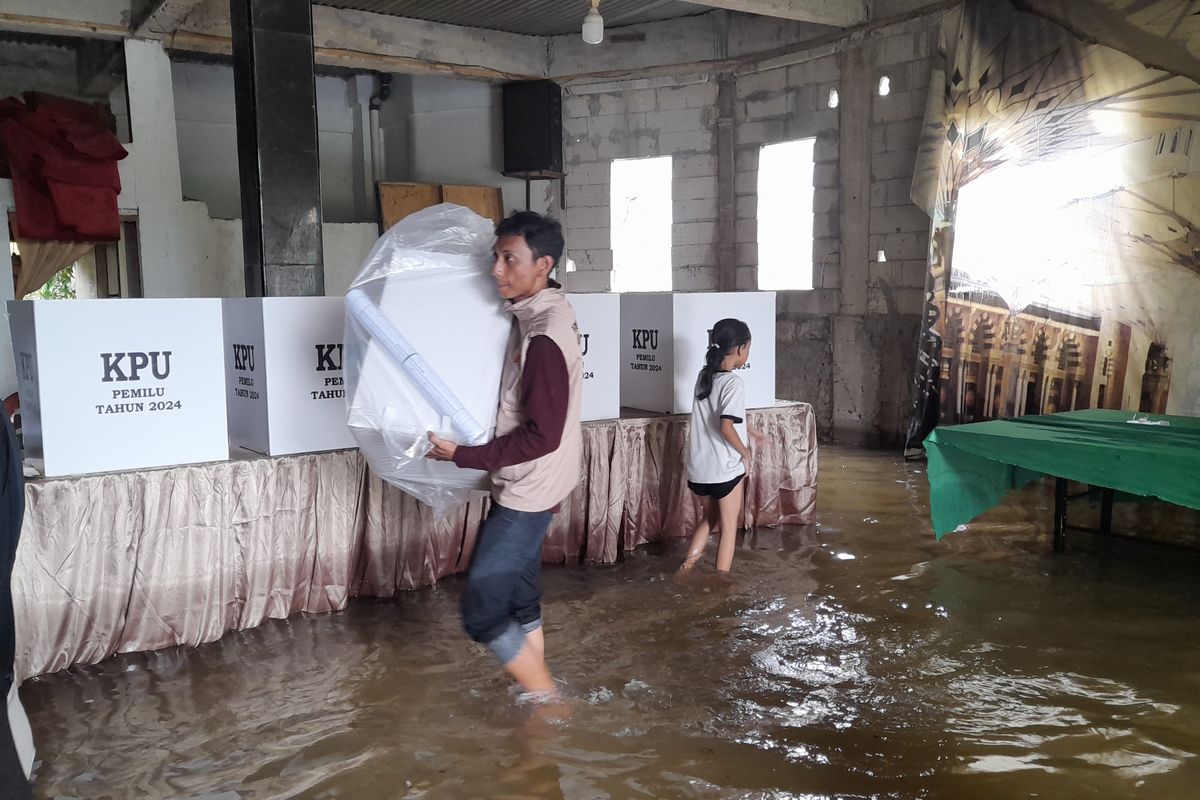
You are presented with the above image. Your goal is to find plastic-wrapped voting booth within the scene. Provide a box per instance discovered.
[344,204,510,512]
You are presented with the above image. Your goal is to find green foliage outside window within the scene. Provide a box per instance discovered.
[35,265,76,300]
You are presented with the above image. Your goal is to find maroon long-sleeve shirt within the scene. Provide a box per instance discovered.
[452,335,569,472]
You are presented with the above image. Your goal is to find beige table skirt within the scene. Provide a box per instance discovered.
[12,403,817,680]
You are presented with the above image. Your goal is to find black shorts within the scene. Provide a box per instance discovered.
[687,473,745,500]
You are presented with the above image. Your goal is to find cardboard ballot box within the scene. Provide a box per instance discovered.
[7,298,229,476]
[222,297,356,456]
[566,293,620,421]
[619,291,777,414]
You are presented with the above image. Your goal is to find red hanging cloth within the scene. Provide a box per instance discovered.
[0,93,128,243]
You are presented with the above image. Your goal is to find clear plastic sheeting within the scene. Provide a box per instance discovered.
[344,204,510,512]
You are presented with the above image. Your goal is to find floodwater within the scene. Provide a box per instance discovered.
[19,445,1200,799]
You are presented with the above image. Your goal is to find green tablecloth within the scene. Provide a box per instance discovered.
[924,409,1200,538]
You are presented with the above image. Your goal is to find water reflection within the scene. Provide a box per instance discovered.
[19,446,1200,799]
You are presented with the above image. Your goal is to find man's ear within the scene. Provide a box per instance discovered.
[537,255,555,278]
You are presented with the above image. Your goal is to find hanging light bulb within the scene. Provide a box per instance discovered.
[582,0,604,45]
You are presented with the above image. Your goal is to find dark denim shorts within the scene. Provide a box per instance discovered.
[460,502,554,664]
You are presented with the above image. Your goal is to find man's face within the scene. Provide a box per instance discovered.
[492,234,552,301]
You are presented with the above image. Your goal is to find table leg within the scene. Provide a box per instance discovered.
[1054,477,1067,553]
[1100,487,1114,536]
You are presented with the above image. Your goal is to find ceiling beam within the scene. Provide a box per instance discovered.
[0,0,548,81]
[0,0,128,40]
[132,0,205,39]
[677,0,868,27]
[173,0,548,79]
[1018,0,1200,87]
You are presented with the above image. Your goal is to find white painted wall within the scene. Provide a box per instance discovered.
[401,75,553,217]
[124,43,378,303]
[125,40,231,299]
[136,70,558,220]
[170,63,551,223]
[171,60,363,223]
[170,62,241,220]
[193,219,379,298]
[323,225,382,295]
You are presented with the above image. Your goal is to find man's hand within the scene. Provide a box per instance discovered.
[426,432,458,461]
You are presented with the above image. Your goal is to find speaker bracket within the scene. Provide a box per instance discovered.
[503,171,567,211]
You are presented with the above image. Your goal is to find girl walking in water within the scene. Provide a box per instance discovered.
[680,318,760,572]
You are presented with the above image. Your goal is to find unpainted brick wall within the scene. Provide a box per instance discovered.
[558,15,943,444]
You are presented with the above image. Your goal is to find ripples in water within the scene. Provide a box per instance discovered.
[19,446,1200,799]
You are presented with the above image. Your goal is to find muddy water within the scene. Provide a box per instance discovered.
[20,446,1200,799]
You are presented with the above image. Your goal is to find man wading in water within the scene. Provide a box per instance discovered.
[427,211,582,701]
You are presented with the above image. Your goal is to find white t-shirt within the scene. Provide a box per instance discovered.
[686,371,748,484]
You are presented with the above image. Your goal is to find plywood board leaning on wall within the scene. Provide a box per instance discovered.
[378,183,504,230]
[379,183,442,232]
[442,185,503,226]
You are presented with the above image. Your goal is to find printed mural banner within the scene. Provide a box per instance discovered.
[906,0,1200,450]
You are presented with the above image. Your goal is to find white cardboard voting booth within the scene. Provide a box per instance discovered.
[7,298,229,476]
[620,292,777,414]
[223,297,356,456]
[567,293,620,421]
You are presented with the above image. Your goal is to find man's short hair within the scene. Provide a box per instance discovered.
[496,211,564,268]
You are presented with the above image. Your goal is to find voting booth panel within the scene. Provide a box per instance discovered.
[620,292,777,414]
[223,297,356,456]
[567,293,620,421]
[9,299,229,476]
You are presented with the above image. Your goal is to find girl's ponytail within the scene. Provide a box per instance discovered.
[696,342,725,401]
[696,318,752,400]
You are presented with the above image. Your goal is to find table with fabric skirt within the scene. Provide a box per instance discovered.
[11,402,816,680]
[924,409,1200,546]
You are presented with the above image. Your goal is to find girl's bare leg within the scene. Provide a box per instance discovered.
[714,480,745,572]
[681,497,719,570]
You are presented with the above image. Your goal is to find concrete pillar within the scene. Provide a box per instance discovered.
[123,38,186,299]
[716,71,737,292]
[230,0,324,297]
[377,74,413,183]
[348,74,377,223]
[832,39,875,442]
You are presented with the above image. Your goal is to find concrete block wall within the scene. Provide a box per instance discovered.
[868,25,936,319]
[733,54,842,292]
[561,78,719,293]
[559,13,943,445]
[732,53,842,434]
[862,22,939,443]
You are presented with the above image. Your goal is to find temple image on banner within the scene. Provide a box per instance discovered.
[906,0,1200,440]
[938,294,1174,423]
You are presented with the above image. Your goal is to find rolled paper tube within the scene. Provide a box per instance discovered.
[346,288,489,445]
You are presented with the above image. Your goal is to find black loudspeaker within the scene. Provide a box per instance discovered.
[502,80,563,178]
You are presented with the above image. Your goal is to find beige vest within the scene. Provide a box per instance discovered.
[492,287,583,511]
